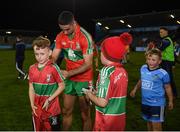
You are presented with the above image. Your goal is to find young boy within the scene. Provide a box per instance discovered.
[83,32,133,131]
[130,48,173,131]
[28,36,65,131]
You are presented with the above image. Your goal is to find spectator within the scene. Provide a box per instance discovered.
[15,35,27,80]
[174,41,180,65]
[157,27,177,98]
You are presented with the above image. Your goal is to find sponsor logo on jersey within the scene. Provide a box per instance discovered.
[76,42,81,50]
[114,73,122,83]
[142,80,153,90]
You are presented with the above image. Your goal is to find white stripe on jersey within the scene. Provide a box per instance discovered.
[99,66,113,97]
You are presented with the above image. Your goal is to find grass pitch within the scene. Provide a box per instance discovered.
[0,50,179,130]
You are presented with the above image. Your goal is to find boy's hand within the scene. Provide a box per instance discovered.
[168,101,173,110]
[130,89,136,97]
[42,99,50,111]
[82,88,93,95]
[31,105,37,116]
[82,88,95,106]
[96,68,100,72]
[82,88,89,94]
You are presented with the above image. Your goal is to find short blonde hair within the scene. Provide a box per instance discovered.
[145,48,162,58]
[32,36,50,49]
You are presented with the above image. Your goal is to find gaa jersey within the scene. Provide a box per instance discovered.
[94,63,128,131]
[29,60,64,116]
[55,24,94,81]
[140,64,170,106]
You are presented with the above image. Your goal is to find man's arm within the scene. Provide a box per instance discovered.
[63,53,93,78]
[52,48,62,63]
[158,39,171,51]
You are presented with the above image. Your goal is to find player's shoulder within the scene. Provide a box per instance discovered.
[51,63,61,71]
[29,63,36,70]
[79,27,92,40]
[100,66,115,76]
[56,32,64,39]
[141,64,148,69]
[158,68,168,75]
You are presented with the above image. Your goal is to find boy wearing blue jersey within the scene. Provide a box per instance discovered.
[130,48,173,131]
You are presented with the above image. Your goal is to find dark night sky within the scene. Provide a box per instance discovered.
[0,0,179,38]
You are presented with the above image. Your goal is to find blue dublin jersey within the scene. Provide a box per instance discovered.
[140,64,170,106]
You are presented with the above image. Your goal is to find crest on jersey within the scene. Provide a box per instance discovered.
[46,74,51,82]
[76,42,81,50]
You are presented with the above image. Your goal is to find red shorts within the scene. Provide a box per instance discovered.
[32,114,61,131]
[93,110,126,131]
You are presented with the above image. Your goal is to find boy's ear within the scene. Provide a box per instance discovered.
[49,49,52,56]
[159,59,162,64]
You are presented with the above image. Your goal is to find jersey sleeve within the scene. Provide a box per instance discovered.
[80,33,94,55]
[28,65,34,83]
[96,67,111,99]
[55,33,63,49]
[162,71,170,84]
[52,64,65,83]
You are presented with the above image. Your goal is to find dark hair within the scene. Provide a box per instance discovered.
[16,35,23,42]
[58,11,74,25]
[160,27,169,32]
[17,35,23,39]
[32,36,50,49]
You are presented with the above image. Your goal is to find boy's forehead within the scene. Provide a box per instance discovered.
[33,45,49,51]
[33,45,47,49]
[147,54,160,59]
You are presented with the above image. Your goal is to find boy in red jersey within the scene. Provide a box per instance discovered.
[83,32,133,131]
[52,11,94,130]
[29,36,65,131]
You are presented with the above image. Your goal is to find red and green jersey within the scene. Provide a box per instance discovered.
[29,60,64,116]
[55,24,94,81]
[94,63,128,131]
